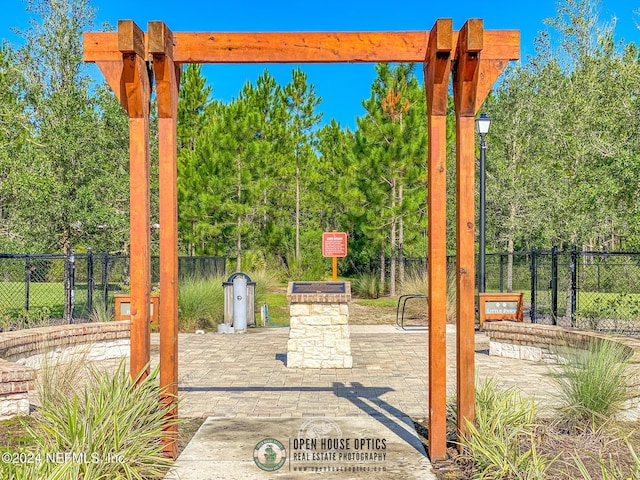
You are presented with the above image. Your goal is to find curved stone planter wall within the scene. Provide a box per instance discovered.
[483,321,640,420]
[0,321,130,420]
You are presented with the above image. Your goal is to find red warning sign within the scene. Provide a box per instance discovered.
[322,232,348,257]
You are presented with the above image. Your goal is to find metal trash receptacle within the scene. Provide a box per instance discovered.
[222,272,256,332]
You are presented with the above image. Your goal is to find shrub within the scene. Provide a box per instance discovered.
[89,295,113,323]
[552,338,632,429]
[276,251,325,282]
[0,306,51,331]
[352,273,384,299]
[460,377,554,479]
[574,293,640,332]
[178,275,224,331]
[17,361,178,479]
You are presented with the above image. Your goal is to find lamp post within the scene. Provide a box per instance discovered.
[476,113,491,293]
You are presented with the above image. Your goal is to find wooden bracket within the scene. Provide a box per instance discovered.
[453,19,483,117]
[424,18,453,117]
[119,21,151,119]
[150,22,181,118]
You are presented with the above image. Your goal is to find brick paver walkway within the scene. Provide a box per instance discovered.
[150,324,560,420]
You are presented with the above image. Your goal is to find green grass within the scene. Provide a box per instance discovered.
[259,293,289,326]
[354,298,398,308]
[0,281,99,319]
[0,281,64,316]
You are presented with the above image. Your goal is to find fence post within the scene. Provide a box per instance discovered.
[64,252,69,322]
[499,253,504,293]
[551,245,558,324]
[24,254,30,312]
[87,248,93,316]
[64,250,76,324]
[102,250,109,307]
[530,248,537,323]
[70,250,75,324]
[571,244,577,327]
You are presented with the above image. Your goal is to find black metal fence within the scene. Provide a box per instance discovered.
[527,247,640,333]
[0,250,226,323]
[406,247,640,334]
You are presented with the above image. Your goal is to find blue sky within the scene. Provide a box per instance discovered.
[1,0,638,129]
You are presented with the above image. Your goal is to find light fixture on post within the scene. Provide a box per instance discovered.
[476,113,491,293]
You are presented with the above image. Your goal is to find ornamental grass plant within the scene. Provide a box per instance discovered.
[16,361,178,480]
[460,377,555,479]
[89,295,114,323]
[571,440,640,480]
[177,275,225,331]
[552,338,632,430]
[35,350,87,409]
[352,272,385,299]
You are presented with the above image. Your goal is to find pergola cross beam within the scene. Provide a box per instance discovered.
[84,30,519,64]
[83,20,518,462]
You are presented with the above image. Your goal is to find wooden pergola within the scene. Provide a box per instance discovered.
[83,19,519,461]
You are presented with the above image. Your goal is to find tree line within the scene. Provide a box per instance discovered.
[1,0,639,290]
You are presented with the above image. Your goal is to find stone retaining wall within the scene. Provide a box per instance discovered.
[483,321,640,364]
[0,322,130,419]
[483,321,640,420]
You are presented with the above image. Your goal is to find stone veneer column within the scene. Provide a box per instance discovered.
[286,282,352,368]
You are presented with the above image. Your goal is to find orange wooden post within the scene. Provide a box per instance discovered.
[118,20,152,382]
[455,111,477,441]
[453,18,483,443]
[452,19,518,443]
[150,21,181,460]
[423,18,453,462]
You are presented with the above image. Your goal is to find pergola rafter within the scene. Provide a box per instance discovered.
[83,20,518,462]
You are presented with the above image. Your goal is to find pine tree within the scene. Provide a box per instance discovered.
[283,68,322,261]
[177,64,214,255]
[353,63,427,294]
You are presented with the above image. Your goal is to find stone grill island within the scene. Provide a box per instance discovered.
[286,281,352,368]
